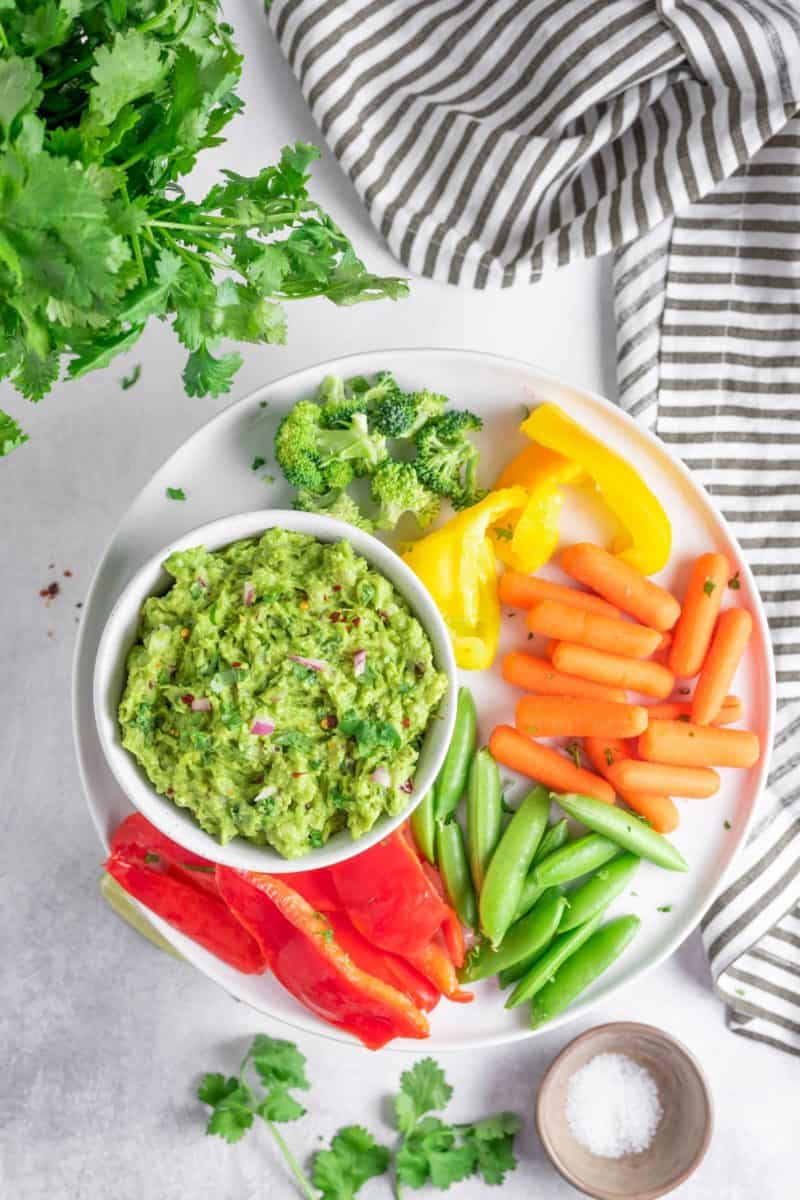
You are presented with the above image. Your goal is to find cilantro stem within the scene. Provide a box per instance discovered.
[137,0,185,35]
[41,55,94,90]
[0,20,8,51]
[121,184,147,284]
[266,1120,318,1200]
[237,1048,317,1200]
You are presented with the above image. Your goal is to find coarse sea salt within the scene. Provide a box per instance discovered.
[565,1051,663,1159]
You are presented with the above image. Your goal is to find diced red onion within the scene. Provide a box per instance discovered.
[371,766,391,787]
[250,716,275,736]
[191,697,211,712]
[353,649,367,677]
[197,577,208,589]
[242,581,255,606]
[400,778,414,795]
[288,654,327,672]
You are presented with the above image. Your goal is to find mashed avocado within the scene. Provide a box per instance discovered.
[119,529,448,858]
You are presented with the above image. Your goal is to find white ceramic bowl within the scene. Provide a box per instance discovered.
[93,509,457,872]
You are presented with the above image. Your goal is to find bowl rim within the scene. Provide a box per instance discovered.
[92,507,457,872]
[535,1020,714,1200]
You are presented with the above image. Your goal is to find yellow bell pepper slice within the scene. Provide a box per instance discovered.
[521,403,672,575]
[490,444,583,573]
[402,487,527,670]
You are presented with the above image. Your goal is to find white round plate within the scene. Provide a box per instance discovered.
[73,349,775,1052]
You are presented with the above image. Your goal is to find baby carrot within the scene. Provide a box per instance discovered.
[526,600,661,659]
[498,571,620,618]
[646,695,742,726]
[553,642,674,699]
[516,695,648,740]
[502,652,627,702]
[583,736,679,834]
[669,553,730,678]
[561,543,680,632]
[692,609,752,725]
[608,759,720,798]
[488,725,615,805]
[639,720,760,769]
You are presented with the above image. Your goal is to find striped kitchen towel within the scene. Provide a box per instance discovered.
[269,0,800,1053]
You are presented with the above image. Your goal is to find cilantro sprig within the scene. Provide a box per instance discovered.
[393,1059,521,1193]
[198,1039,521,1198]
[0,2,407,456]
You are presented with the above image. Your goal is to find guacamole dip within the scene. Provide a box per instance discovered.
[119,529,447,858]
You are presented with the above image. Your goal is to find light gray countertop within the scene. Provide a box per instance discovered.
[1,4,794,1196]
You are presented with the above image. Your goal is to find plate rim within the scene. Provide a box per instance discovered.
[72,346,776,1052]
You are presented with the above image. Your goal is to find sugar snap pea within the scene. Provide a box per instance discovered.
[531,915,641,1026]
[532,833,620,888]
[466,748,503,893]
[437,820,478,929]
[558,852,640,933]
[513,818,570,921]
[555,792,689,872]
[479,785,551,948]
[435,687,477,820]
[505,909,605,1008]
[459,888,565,983]
[410,785,437,865]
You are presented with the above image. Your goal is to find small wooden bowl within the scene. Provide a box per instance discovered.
[536,1022,713,1199]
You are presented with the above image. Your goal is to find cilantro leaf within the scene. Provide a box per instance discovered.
[312,1126,391,1200]
[183,347,244,399]
[394,1059,453,1134]
[88,30,170,127]
[256,1090,306,1123]
[341,711,402,757]
[0,408,28,457]
[249,1035,310,1093]
[0,56,42,135]
[198,1075,254,1144]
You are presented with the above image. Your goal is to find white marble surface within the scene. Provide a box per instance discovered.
[1,4,794,1197]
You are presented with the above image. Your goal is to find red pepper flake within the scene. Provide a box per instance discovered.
[64,569,73,578]
[231,661,242,668]
[39,581,60,599]
[291,771,305,779]
[180,694,194,706]
[321,714,339,731]
[332,584,342,592]
[351,616,361,627]
[329,611,341,623]
[402,717,410,728]
[166,788,175,797]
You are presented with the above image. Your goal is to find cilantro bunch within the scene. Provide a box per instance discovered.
[198,1037,521,1197]
[0,2,407,456]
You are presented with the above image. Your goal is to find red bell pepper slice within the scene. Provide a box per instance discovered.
[110,813,220,897]
[404,932,474,1004]
[418,860,467,969]
[328,830,452,956]
[326,913,440,1013]
[105,852,267,974]
[217,868,430,1049]
[273,867,340,912]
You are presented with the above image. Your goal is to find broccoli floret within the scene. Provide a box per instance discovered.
[275,401,387,495]
[370,386,447,439]
[414,411,485,509]
[370,461,441,531]
[293,489,375,533]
